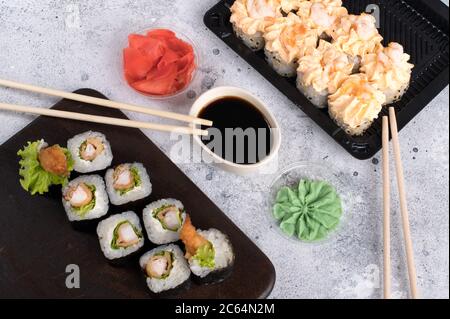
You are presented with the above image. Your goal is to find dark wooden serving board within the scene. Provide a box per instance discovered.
[0,89,275,299]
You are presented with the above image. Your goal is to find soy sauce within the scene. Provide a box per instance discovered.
[199,96,272,165]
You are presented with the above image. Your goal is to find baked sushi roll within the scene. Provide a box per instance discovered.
[97,211,144,262]
[62,175,109,228]
[281,0,343,14]
[180,216,234,282]
[360,42,414,105]
[330,13,383,71]
[143,199,186,245]
[291,0,348,39]
[18,140,74,195]
[328,73,386,135]
[264,13,319,77]
[297,40,354,107]
[105,162,152,205]
[67,131,113,173]
[139,244,191,294]
[230,0,282,51]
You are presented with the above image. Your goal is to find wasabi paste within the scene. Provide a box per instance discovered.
[273,179,342,241]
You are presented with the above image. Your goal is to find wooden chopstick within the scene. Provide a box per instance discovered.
[0,102,208,136]
[382,116,391,299]
[388,107,419,299]
[0,78,212,127]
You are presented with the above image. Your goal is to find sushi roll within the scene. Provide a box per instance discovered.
[230,0,282,51]
[297,40,354,108]
[291,0,348,39]
[97,211,144,262]
[67,131,113,173]
[330,13,383,72]
[328,73,386,136]
[105,162,152,205]
[139,244,191,294]
[264,13,319,77]
[360,42,414,105]
[143,199,186,245]
[180,215,234,282]
[17,140,74,195]
[62,175,109,228]
[281,0,343,14]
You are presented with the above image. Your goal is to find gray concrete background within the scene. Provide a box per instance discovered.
[0,0,448,298]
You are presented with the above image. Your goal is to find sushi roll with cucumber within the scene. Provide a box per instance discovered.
[139,244,191,294]
[62,174,109,228]
[180,215,234,282]
[67,131,113,173]
[97,211,144,262]
[230,0,282,51]
[17,140,74,195]
[143,199,186,245]
[264,13,319,77]
[105,162,152,205]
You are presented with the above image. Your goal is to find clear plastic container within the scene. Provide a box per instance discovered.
[267,161,350,244]
[121,24,199,100]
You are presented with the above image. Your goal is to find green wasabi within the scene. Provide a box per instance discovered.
[273,179,342,241]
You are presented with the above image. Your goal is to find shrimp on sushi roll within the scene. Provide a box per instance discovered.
[281,0,343,14]
[67,131,113,173]
[360,42,414,105]
[143,199,186,245]
[297,40,354,108]
[139,244,191,294]
[328,73,386,136]
[62,175,109,227]
[97,211,144,262]
[330,13,383,72]
[180,215,234,282]
[105,162,152,205]
[17,140,74,195]
[264,13,319,77]
[286,0,348,39]
[230,0,282,51]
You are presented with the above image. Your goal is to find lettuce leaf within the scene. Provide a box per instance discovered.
[17,140,73,195]
[193,242,215,269]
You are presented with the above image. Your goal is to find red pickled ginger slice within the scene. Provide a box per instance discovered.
[123,47,155,83]
[123,28,196,96]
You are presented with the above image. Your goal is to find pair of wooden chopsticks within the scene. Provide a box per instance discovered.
[382,107,419,299]
[0,78,212,136]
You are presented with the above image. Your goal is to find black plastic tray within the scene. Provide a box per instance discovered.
[204,0,449,159]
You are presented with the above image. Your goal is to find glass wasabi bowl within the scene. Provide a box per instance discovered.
[121,24,199,100]
[268,161,351,244]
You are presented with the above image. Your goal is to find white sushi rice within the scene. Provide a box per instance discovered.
[143,199,186,245]
[96,211,144,260]
[139,244,191,293]
[232,23,265,51]
[105,162,152,205]
[265,48,297,77]
[67,131,113,173]
[296,74,329,108]
[189,229,234,278]
[62,175,109,221]
[329,108,374,136]
[382,82,409,105]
